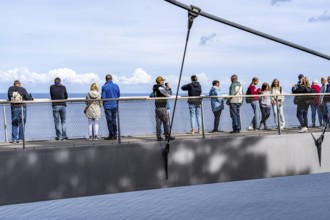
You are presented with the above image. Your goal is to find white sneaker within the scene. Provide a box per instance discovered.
[299,127,308,133]
[248,126,253,131]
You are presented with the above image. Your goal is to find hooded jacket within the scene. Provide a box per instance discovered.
[181,81,202,105]
[85,90,102,119]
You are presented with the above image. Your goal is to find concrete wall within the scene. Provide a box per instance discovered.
[0,133,329,205]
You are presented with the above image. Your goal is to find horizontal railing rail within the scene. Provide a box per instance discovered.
[0,93,329,149]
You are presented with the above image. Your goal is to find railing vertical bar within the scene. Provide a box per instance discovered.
[3,104,8,142]
[201,100,205,139]
[117,100,121,144]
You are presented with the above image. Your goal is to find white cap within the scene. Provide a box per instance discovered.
[312,80,318,84]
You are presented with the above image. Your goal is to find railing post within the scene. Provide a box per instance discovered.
[21,105,25,149]
[276,96,281,135]
[201,98,205,139]
[3,104,8,142]
[117,99,121,144]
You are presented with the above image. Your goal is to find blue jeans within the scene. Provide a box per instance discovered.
[250,100,260,129]
[272,104,285,128]
[296,105,309,127]
[311,104,323,126]
[327,103,330,126]
[104,108,117,137]
[52,106,67,139]
[189,104,201,129]
[11,107,27,141]
[230,103,241,132]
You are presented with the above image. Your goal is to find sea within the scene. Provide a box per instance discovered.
[0,93,303,141]
[0,172,329,219]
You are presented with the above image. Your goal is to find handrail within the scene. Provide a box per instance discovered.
[0,93,328,104]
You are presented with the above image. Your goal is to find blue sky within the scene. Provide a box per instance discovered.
[1,0,330,94]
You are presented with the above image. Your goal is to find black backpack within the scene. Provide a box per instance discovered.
[245,86,253,103]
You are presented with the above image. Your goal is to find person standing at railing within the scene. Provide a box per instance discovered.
[153,76,175,141]
[228,74,243,133]
[310,80,323,127]
[292,77,311,133]
[85,83,102,141]
[209,80,224,133]
[102,74,120,140]
[8,80,34,143]
[50,77,68,140]
[181,75,202,135]
[247,77,261,131]
[271,79,285,129]
[165,82,172,127]
[259,83,271,130]
[325,76,330,128]
[319,77,328,129]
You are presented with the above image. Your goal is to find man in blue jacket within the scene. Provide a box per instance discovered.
[102,74,120,140]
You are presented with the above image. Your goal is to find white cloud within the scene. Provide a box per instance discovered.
[0,67,102,85]
[113,68,153,85]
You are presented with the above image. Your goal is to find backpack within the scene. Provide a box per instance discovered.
[11,91,23,102]
[245,86,253,103]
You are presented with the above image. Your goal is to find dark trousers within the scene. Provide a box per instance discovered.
[156,107,169,138]
[229,103,241,132]
[104,108,117,137]
[260,106,270,126]
[213,109,222,131]
[296,105,309,127]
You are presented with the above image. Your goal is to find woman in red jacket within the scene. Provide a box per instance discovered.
[311,80,323,127]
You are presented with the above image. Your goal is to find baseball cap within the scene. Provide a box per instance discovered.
[156,76,165,83]
[298,74,304,79]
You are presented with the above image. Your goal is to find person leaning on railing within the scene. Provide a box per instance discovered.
[50,77,68,141]
[181,75,202,135]
[7,80,34,143]
[292,76,312,133]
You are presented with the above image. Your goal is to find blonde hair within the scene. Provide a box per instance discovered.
[300,77,310,88]
[90,83,99,91]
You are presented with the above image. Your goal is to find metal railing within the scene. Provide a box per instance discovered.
[0,93,329,148]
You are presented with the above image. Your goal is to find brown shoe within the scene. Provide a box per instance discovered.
[191,128,195,135]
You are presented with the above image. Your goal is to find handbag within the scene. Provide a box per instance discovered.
[84,102,93,114]
[226,86,241,105]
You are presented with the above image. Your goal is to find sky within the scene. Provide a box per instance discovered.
[1,0,330,94]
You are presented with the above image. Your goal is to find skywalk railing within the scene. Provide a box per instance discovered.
[0,93,329,149]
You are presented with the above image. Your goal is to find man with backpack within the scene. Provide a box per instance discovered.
[7,80,34,143]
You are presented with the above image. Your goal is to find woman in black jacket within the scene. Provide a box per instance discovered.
[292,77,311,133]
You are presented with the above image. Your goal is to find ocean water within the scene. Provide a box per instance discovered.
[0,173,329,219]
[0,93,304,141]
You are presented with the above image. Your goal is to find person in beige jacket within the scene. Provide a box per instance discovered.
[85,83,102,140]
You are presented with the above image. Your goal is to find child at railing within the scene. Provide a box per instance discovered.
[259,83,271,130]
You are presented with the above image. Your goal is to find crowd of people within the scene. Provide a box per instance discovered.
[6,73,330,143]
